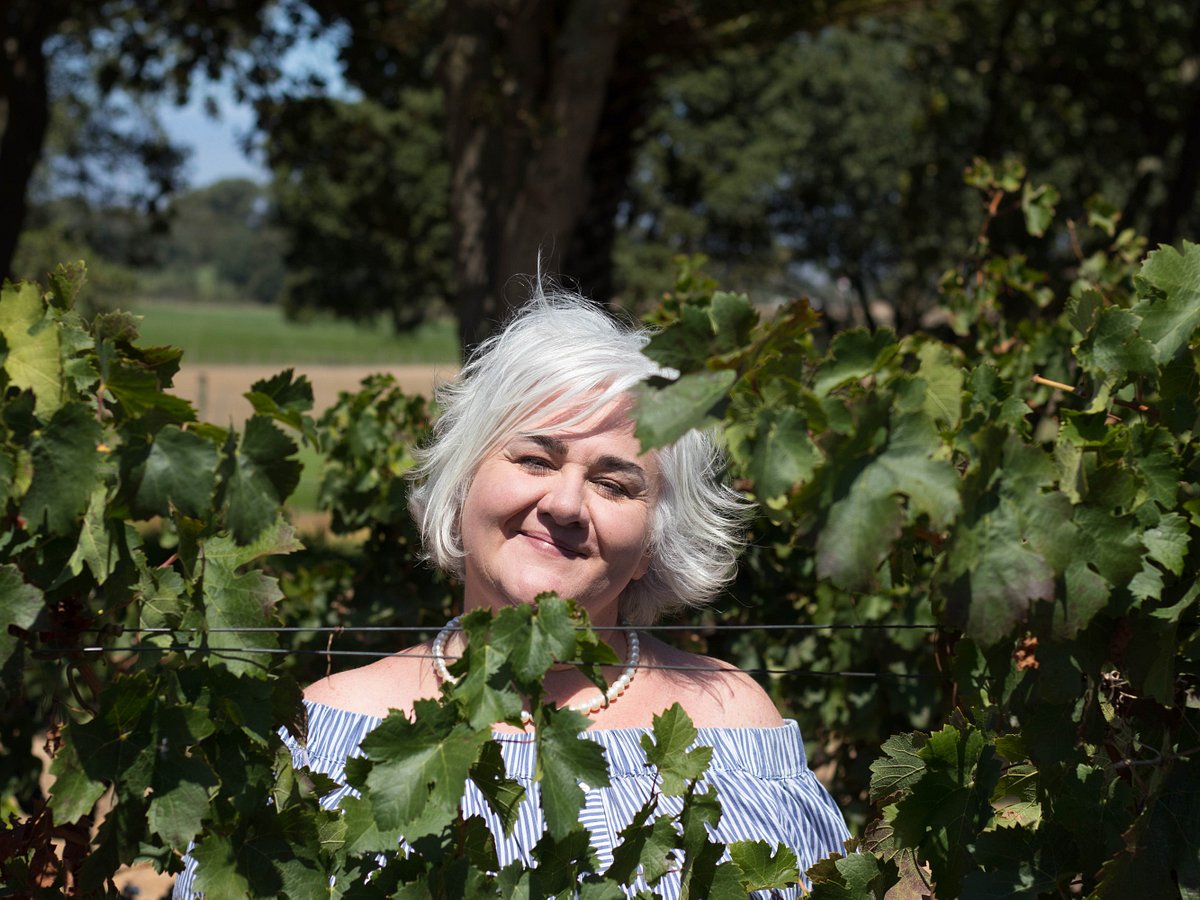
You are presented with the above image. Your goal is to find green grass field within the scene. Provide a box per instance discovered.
[130,299,460,366]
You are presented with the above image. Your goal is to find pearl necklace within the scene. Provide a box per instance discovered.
[431,615,640,725]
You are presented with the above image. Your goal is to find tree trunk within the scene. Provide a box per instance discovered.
[0,6,53,281]
[443,0,631,351]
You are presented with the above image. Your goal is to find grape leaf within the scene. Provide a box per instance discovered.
[20,400,102,535]
[47,734,107,824]
[641,703,714,797]
[744,406,821,503]
[191,833,254,897]
[868,733,928,802]
[223,415,301,544]
[103,359,196,422]
[1132,240,1200,363]
[361,703,488,838]
[1142,512,1190,576]
[146,754,216,848]
[605,802,679,886]
[0,280,63,414]
[728,840,799,890]
[200,531,291,677]
[245,368,315,434]
[812,328,898,397]
[807,850,899,900]
[488,598,575,685]
[128,425,218,519]
[67,485,123,582]
[0,564,42,667]
[1021,181,1059,237]
[1094,757,1200,899]
[1075,307,1156,379]
[915,339,964,429]
[537,707,611,838]
[944,501,1055,646]
[470,739,527,838]
[886,725,1001,896]
[641,304,719,372]
[632,369,736,450]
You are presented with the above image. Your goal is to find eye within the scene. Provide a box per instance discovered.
[594,478,631,499]
[517,455,553,473]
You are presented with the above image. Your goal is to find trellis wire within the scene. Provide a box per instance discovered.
[30,644,949,680]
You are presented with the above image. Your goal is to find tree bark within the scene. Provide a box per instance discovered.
[443,0,630,351]
[0,5,53,281]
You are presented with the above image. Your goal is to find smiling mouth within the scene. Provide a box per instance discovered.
[521,531,586,558]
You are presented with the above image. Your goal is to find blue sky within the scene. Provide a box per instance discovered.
[157,29,348,188]
[158,91,269,187]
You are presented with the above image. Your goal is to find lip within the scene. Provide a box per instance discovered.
[519,530,587,559]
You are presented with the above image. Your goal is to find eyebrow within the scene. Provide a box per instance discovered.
[516,434,650,487]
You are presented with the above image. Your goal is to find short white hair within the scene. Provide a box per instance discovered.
[408,286,748,625]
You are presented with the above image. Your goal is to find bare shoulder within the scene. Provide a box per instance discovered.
[303,643,438,719]
[638,635,784,729]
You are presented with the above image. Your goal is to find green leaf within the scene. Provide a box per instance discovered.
[47,733,107,824]
[885,725,1001,896]
[361,703,488,838]
[915,340,964,429]
[20,400,102,535]
[103,360,196,422]
[489,599,575,685]
[129,426,218,519]
[632,370,735,450]
[0,564,42,667]
[146,754,216,848]
[470,739,527,838]
[605,803,679,886]
[1075,307,1157,379]
[244,368,315,433]
[200,529,295,677]
[47,261,87,310]
[1054,559,1111,639]
[964,824,1057,897]
[1142,512,1190,576]
[1132,240,1200,363]
[708,291,758,355]
[807,851,898,900]
[537,707,611,838]
[812,328,898,397]
[991,764,1041,828]
[944,502,1056,646]
[191,833,253,898]
[744,407,821,503]
[224,416,301,544]
[728,840,799,890]
[0,280,63,414]
[66,485,124,582]
[1094,757,1200,899]
[868,733,928,802]
[818,414,960,589]
[1021,181,1059,237]
[641,703,714,797]
[641,304,719,372]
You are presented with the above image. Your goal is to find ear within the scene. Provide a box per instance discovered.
[632,549,652,581]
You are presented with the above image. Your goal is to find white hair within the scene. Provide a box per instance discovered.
[408,286,748,625]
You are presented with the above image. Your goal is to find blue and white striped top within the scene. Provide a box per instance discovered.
[175,699,849,897]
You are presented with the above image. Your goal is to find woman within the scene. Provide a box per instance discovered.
[177,288,848,897]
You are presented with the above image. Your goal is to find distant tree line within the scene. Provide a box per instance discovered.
[4,0,1199,346]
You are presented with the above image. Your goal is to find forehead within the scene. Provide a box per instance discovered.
[512,397,642,446]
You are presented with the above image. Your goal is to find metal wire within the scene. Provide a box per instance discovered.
[49,622,942,635]
[31,644,948,680]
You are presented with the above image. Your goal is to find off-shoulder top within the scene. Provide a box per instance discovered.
[174,700,849,898]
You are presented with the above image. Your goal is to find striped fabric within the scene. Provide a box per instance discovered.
[174,700,849,898]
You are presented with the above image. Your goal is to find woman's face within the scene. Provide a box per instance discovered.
[459,400,658,625]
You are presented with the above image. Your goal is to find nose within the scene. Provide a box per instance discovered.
[536,470,589,527]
